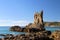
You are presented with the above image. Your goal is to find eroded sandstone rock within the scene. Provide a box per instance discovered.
[26,11,45,32]
[34,11,43,25]
[50,30,60,40]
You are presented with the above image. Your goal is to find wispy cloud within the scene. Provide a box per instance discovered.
[0,20,32,26]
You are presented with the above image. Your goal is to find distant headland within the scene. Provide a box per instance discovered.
[44,22,60,27]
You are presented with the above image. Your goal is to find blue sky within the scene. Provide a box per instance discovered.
[0,0,60,26]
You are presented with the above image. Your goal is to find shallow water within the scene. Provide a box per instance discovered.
[0,26,25,38]
[45,27,60,32]
[0,26,25,35]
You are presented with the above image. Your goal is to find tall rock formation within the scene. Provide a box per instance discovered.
[34,11,43,25]
[10,11,45,32]
[26,11,45,31]
[34,11,44,27]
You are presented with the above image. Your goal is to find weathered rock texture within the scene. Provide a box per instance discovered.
[27,11,44,28]
[1,32,52,40]
[50,30,60,40]
[25,11,45,32]
[34,11,43,26]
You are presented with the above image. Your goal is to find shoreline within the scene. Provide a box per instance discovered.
[0,11,60,40]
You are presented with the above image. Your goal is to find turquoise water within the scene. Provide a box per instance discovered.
[0,26,26,38]
[0,26,60,34]
[45,27,60,32]
[0,26,25,35]
[0,26,60,38]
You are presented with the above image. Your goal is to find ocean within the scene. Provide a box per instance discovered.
[0,26,60,38]
[0,26,26,35]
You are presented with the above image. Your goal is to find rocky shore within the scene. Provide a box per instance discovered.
[0,11,60,40]
[0,30,60,40]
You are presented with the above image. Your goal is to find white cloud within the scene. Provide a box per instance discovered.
[0,20,32,26]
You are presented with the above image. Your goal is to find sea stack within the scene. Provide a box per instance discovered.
[34,11,43,25]
[34,10,44,28]
[26,11,45,31]
[10,11,45,32]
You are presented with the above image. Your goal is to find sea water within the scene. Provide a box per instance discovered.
[0,26,25,38]
[0,26,25,35]
[45,27,60,32]
[0,26,60,38]
[0,26,60,34]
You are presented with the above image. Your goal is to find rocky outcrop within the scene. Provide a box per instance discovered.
[13,32,53,40]
[26,11,44,28]
[34,11,43,25]
[1,32,53,40]
[50,30,60,40]
[10,26,22,32]
[0,10,60,40]
[25,11,45,32]
[10,11,45,32]
[7,11,60,40]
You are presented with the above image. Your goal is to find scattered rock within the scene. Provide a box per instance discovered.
[50,30,60,40]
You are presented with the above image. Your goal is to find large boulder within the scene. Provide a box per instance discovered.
[50,30,60,40]
[10,26,22,32]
